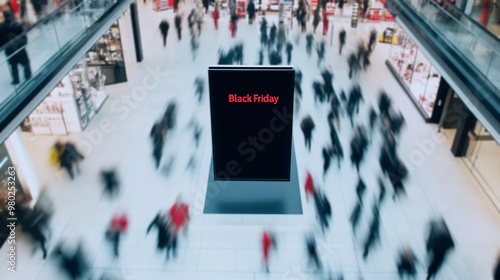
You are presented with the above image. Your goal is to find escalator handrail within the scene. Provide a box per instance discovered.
[431,0,500,45]
[424,0,500,56]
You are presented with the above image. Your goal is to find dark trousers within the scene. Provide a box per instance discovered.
[176,27,182,40]
[63,164,74,180]
[9,50,32,84]
[162,34,167,47]
[427,252,446,279]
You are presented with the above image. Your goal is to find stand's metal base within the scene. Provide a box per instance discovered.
[203,145,302,214]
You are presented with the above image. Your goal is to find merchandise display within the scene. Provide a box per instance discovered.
[154,0,173,11]
[25,55,108,135]
[387,23,442,117]
[86,21,127,85]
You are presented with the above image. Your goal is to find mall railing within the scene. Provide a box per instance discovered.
[0,0,134,143]
[386,0,500,142]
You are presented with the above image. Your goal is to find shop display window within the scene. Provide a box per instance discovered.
[388,22,442,118]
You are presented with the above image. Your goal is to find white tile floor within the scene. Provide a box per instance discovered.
[1,2,500,279]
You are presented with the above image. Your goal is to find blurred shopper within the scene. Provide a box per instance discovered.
[230,12,238,37]
[349,201,363,234]
[317,40,326,66]
[164,101,177,130]
[306,235,322,270]
[18,203,48,259]
[321,68,335,102]
[300,115,315,152]
[150,117,167,169]
[262,229,276,273]
[328,125,344,167]
[33,189,54,238]
[170,195,190,236]
[269,23,277,49]
[313,189,332,233]
[234,43,244,64]
[247,0,256,24]
[494,253,500,280]
[269,50,282,65]
[260,16,268,47]
[297,1,307,32]
[188,9,196,35]
[286,41,293,64]
[147,211,177,259]
[190,34,200,60]
[106,213,128,257]
[426,218,455,280]
[294,69,303,99]
[58,142,84,180]
[306,33,314,56]
[277,23,286,52]
[258,48,264,64]
[368,106,378,135]
[175,14,182,40]
[368,29,377,53]
[362,205,381,260]
[347,85,364,126]
[101,169,120,198]
[54,243,89,280]
[377,177,387,207]
[313,80,325,104]
[355,176,367,202]
[173,0,179,12]
[350,126,368,172]
[322,8,329,35]
[194,76,205,103]
[322,145,333,177]
[397,246,418,279]
[159,18,169,47]
[212,4,220,30]
[339,28,346,54]
[312,7,320,33]
[378,90,392,117]
[304,171,315,201]
[347,52,359,79]
[1,11,32,85]
[203,0,209,13]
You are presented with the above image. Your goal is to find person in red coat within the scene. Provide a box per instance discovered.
[212,4,220,30]
[322,10,329,36]
[169,195,190,236]
[107,213,128,257]
[262,229,275,273]
[305,171,315,201]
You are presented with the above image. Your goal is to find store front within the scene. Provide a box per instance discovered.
[383,21,449,123]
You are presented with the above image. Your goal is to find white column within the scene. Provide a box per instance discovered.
[4,128,40,204]
[118,8,138,67]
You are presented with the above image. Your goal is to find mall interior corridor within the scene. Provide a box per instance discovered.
[1,1,500,279]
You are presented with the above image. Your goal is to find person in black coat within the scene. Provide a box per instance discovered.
[362,205,381,260]
[174,14,182,40]
[58,142,84,180]
[269,50,282,65]
[258,48,264,65]
[317,40,326,66]
[247,0,256,24]
[426,218,455,280]
[339,29,346,54]
[54,243,89,280]
[269,24,277,49]
[313,190,331,233]
[321,68,334,102]
[159,19,169,47]
[194,76,205,102]
[300,115,315,152]
[347,52,359,79]
[286,41,293,64]
[312,7,320,33]
[101,169,120,198]
[378,90,392,117]
[368,29,377,53]
[306,235,322,270]
[322,145,333,177]
[294,69,303,98]
[306,33,314,56]
[355,176,366,202]
[18,205,48,259]
[146,212,177,259]
[203,0,209,13]
[260,17,268,47]
[494,253,500,280]
[313,80,325,104]
[377,177,387,207]
[1,11,32,85]
[397,246,418,279]
[349,201,363,234]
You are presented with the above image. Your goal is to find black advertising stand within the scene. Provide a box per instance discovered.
[204,66,302,214]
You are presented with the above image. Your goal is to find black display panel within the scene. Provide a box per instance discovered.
[208,66,295,181]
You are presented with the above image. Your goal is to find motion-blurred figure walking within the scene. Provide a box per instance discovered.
[425,218,455,280]
[300,115,315,152]
[262,229,276,273]
[397,246,418,279]
[106,213,128,257]
[159,18,169,47]
[306,235,322,270]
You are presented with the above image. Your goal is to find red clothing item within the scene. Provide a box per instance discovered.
[230,22,237,37]
[212,9,220,30]
[305,171,314,199]
[262,231,272,261]
[322,12,329,35]
[169,203,189,230]
[111,213,128,232]
[10,0,19,15]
